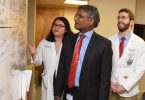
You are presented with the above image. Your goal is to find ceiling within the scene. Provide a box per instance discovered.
[36,0,88,7]
[36,0,64,6]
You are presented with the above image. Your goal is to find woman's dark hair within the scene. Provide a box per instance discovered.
[46,17,73,42]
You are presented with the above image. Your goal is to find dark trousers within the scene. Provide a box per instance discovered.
[64,87,79,100]
[142,92,145,100]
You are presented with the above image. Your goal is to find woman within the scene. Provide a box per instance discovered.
[28,17,73,100]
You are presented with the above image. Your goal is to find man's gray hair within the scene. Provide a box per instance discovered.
[78,5,100,28]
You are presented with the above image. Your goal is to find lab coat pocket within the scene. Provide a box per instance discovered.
[42,74,48,89]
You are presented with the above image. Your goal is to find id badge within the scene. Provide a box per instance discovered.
[66,93,73,100]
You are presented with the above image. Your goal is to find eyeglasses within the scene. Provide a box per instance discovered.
[52,24,65,28]
[116,16,129,20]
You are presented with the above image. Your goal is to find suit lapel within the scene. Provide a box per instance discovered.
[67,33,79,73]
[70,33,79,53]
[80,32,97,76]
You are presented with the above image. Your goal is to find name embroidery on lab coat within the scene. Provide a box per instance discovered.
[44,45,51,48]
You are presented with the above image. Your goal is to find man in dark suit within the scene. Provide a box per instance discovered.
[54,5,112,100]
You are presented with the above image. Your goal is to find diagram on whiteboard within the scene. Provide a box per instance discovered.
[0,0,28,99]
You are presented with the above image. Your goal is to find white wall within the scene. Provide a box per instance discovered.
[64,7,78,33]
[89,0,136,38]
[135,0,145,24]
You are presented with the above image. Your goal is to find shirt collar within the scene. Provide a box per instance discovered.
[79,30,93,39]
[118,33,131,41]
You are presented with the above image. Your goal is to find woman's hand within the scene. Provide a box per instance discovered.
[27,43,36,60]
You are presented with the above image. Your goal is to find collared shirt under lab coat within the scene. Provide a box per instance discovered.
[110,32,145,97]
[33,39,62,100]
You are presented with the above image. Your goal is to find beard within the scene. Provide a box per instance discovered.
[117,21,130,32]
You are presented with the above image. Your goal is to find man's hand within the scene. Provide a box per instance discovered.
[111,82,118,93]
[116,85,127,94]
[54,96,61,100]
[111,82,127,94]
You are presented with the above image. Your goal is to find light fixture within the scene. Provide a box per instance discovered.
[64,0,88,5]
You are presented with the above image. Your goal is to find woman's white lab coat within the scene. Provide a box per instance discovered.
[33,39,62,100]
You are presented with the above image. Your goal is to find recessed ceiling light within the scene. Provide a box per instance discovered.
[64,0,88,5]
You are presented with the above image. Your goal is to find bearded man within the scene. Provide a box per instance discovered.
[110,8,145,100]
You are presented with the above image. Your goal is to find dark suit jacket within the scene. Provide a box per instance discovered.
[54,32,112,100]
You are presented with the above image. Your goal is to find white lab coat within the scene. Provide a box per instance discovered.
[110,33,145,97]
[33,39,62,100]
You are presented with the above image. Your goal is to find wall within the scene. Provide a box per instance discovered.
[89,0,136,38]
[135,0,145,24]
[36,7,64,46]
[27,1,36,100]
[35,0,145,36]
[35,6,78,37]
[135,0,145,97]
[64,7,78,33]
[27,0,36,63]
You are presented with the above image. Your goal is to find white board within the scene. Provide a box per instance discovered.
[0,0,28,99]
